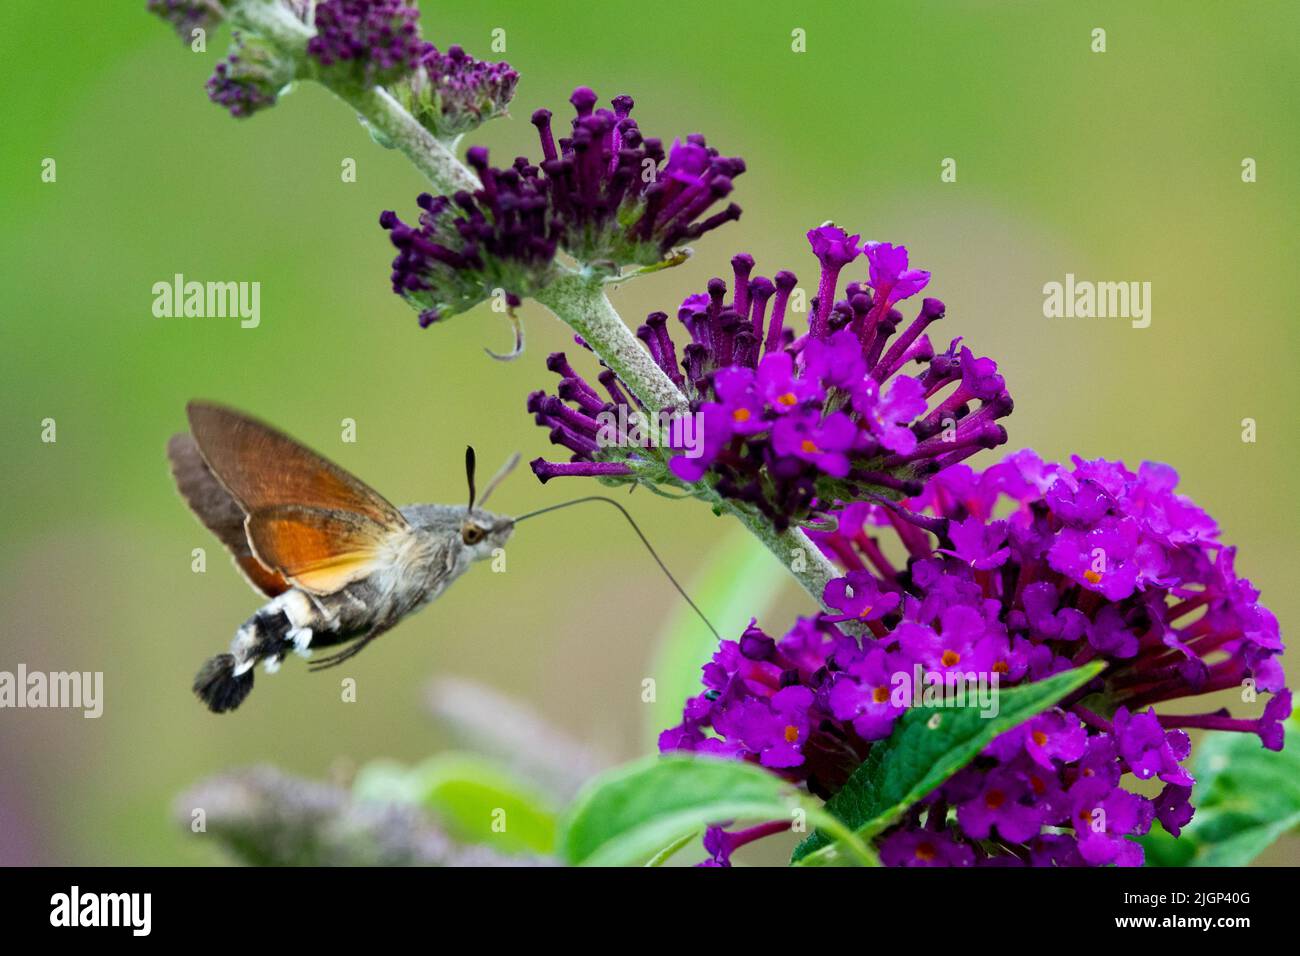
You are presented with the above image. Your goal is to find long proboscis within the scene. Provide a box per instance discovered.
[513,496,721,641]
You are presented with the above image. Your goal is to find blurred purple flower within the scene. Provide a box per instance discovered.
[383,89,743,325]
[147,0,225,40]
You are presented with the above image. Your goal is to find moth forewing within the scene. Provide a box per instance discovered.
[185,401,410,530]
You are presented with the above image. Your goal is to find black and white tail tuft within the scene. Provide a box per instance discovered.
[193,653,254,713]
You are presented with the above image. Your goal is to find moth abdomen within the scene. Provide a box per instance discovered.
[250,607,294,653]
[194,600,304,712]
[193,653,253,713]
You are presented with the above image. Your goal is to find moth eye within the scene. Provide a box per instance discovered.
[462,525,485,545]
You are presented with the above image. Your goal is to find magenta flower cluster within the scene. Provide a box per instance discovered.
[529,225,1012,530]
[662,451,1289,865]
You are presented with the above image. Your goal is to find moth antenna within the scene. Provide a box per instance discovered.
[477,452,521,508]
[513,496,721,640]
[465,446,478,512]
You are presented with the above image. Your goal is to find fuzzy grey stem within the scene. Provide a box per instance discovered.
[717,499,840,608]
[535,273,841,610]
[535,272,687,418]
[334,86,480,195]
[231,0,478,196]
[231,0,313,54]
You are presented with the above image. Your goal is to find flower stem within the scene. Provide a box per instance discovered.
[231,0,313,54]
[535,272,841,610]
[535,272,686,418]
[720,499,839,609]
[333,86,479,195]
[230,0,477,195]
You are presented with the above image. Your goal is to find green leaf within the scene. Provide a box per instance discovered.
[645,528,792,749]
[354,752,558,856]
[792,662,1105,865]
[558,753,875,867]
[644,830,700,867]
[1141,722,1300,866]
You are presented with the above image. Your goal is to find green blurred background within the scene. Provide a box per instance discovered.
[1,0,1296,864]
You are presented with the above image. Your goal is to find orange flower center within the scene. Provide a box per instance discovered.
[732,407,751,423]
[985,789,1006,810]
[993,659,1010,674]
[872,686,891,704]
[778,392,798,406]
[1084,569,1102,584]
[858,605,873,619]
[783,724,800,743]
[914,841,937,862]
[941,649,961,667]
[1032,730,1048,747]
[800,439,820,454]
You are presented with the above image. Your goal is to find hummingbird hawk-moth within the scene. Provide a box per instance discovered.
[169,401,520,713]
[169,402,716,714]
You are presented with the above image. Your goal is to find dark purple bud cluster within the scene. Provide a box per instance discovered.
[395,44,519,140]
[306,0,426,88]
[379,147,561,327]
[207,32,295,119]
[147,0,225,41]
[381,89,746,326]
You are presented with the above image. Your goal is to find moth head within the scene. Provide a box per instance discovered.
[460,446,519,558]
[459,509,514,556]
